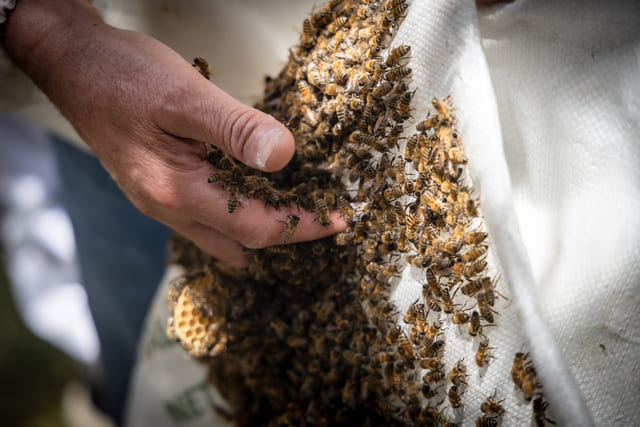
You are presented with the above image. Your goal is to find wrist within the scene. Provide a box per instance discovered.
[1,0,105,92]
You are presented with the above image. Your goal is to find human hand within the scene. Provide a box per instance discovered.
[2,0,346,268]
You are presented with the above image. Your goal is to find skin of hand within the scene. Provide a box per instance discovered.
[1,0,346,267]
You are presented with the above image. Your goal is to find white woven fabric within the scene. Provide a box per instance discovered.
[122,1,640,425]
[476,1,640,425]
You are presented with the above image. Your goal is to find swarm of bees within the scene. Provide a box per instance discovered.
[167,0,553,425]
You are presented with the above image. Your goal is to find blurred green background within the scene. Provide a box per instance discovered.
[0,247,78,427]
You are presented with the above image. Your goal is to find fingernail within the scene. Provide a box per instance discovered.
[255,128,281,169]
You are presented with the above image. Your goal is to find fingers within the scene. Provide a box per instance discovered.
[176,173,347,248]
[284,209,348,245]
[176,221,250,268]
[157,69,295,172]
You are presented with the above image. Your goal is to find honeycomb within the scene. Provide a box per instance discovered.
[167,0,552,425]
[168,272,221,358]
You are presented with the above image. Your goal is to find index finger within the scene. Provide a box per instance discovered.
[178,173,347,248]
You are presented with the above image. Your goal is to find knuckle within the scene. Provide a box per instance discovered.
[140,179,183,212]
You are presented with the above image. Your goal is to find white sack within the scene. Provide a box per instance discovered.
[126,1,640,426]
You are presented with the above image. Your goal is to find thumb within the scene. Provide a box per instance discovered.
[158,70,295,172]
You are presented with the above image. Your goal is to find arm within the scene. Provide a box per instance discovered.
[1,0,345,267]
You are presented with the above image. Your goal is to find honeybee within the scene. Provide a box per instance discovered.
[373,9,395,30]
[335,231,356,245]
[481,391,505,417]
[384,185,403,201]
[441,286,459,314]
[464,259,488,278]
[511,352,528,387]
[388,201,405,224]
[397,228,409,252]
[389,1,409,17]
[226,184,239,213]
[465,230,488,244]
[426,294,442,313]
[448,146,468,164]
[420,407,447,425]
[426,318,444,342]
[415,303,428,334]
[481,284,503,307]
[436,125,454,152]
[419,357,443,371]
[462,276,489,296]
[281,214,300,244]
[207,170,227,184]
[404,299,420,324]
[421,383,439,399]
[533,395,556,426]
[522,367,540,401]
[408,254,430,269]
[421,190,446,215]
[432,97,453,124]
[325,15,347,35]
[469,310,482,336]
[448,385,464,409]
[357,5,373,19]
[313,194,331,227]
[421,339,445,358]
[301,18,314,48]
[448,262,465,288]
[440,178,459,195]
[457,190,479,217]
[365,44,383,59]
[393,359,407,392]
[405,211,420,240]
[475,338,495,367]
[404,134,419,162]
[297,80,315,103]
[394,90,414,121]
[376,351,398,366]
[477,292,499,323]
[192,57,211,80]
[416,114,440,132]
[358,26,381,41]
[475,416,499,427]
[387,324,402,345]
[385,44,411,67]
[423,369,445,384]
[452,311,470,325]
[349,97,366,111]
[371,80,393,99]
[387,66,412,82]
[324,83,342,96]
[301,104,319,126]
[378,262,402,282]
[360,102,375,132]
[383,0,406,11]
[437,236,463,255]
[398,332,416,362]
[462,244,488,263]
[424,267,442,296]
[450,359,468,386]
